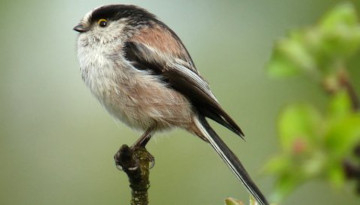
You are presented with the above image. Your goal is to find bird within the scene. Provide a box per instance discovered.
[73,4,268,205]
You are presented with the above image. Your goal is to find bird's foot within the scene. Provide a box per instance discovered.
[114,144,155,171]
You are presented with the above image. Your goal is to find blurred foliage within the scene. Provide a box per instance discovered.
[266,3,360,202]
[267,3,360,79]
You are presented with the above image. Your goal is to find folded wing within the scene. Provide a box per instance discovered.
[123,34,244,137]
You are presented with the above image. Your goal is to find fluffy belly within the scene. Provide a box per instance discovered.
[82,61,194,131]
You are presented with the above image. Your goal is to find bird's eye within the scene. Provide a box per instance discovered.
[98,19,108,27]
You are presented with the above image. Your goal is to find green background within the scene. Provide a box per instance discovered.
[0,0,359,204]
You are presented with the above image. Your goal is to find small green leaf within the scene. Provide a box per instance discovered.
[249,195,256,205]
[324,115,360,158]
[264,156,291,174]
[301,151,326,176]
[271,172,302,202]
[278,104,323,153]
[225,197,244,205]
[267,48,301,78]
[326,162,346,187]
[279,33,316,72]
[317,3,360,61]
[320,3,358,30]
[267,32,316,78]
[328,90,352,118]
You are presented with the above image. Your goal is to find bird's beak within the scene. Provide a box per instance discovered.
[73,23,89,33]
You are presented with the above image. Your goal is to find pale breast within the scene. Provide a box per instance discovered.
[77,40,194,131]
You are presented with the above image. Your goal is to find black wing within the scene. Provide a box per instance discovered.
[124,41,244,137]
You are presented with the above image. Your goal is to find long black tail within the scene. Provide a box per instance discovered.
[195,115,269,205]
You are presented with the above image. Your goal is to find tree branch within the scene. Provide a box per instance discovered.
[114,145,153,205]
[335,69,360,194]
[337,69,360,111]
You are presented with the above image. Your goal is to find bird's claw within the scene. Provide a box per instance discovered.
[114,144,155,171]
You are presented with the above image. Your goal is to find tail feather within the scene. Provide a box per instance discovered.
[195,115,269,205]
